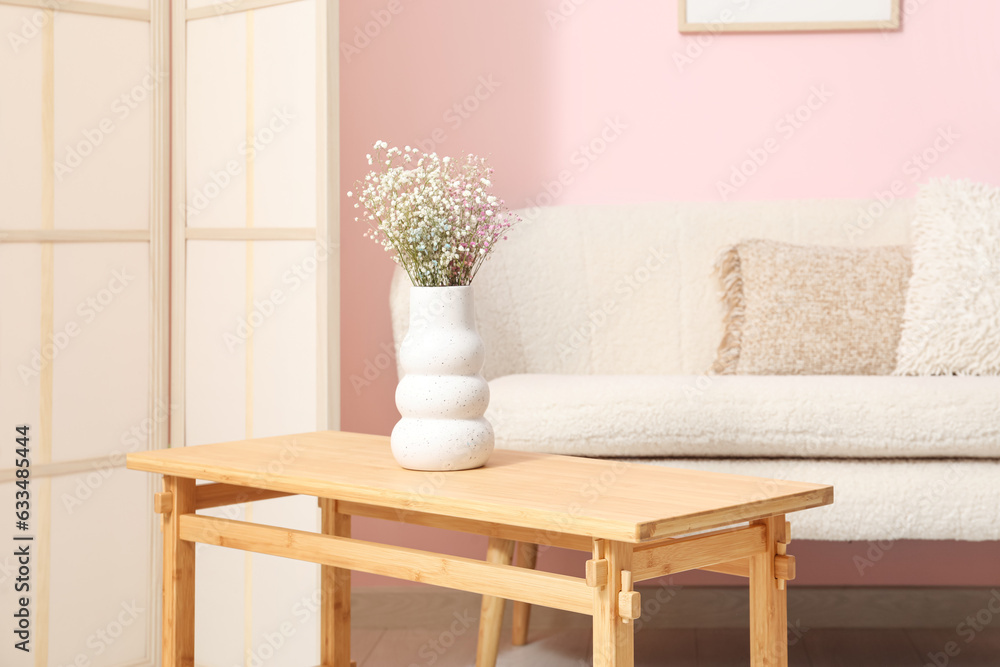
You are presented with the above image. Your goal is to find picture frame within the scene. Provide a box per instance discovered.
[678,0,901,33]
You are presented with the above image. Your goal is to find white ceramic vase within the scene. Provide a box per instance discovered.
[391,285,494,471]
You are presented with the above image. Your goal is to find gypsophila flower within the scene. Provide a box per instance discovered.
[349,141,520,286]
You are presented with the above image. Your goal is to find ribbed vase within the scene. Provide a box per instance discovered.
[391,286,494,471]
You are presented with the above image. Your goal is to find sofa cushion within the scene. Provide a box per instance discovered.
[640,458,1000,541]
[486,374,1000,458]
[895,178,1000,376]
[713,240,911,375]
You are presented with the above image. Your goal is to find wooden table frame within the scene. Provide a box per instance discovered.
[156,478,798,667]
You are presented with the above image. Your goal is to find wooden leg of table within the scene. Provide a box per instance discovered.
[475,537,516,667]
[750,516,788,667]
[162,476,196,667]
[320,499,353,667]
[511,542,538,646]
[592,540,634,667]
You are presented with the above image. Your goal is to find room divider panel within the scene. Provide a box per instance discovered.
[0,1,169,666]
[173,1,338,666]
[0,0,337,665]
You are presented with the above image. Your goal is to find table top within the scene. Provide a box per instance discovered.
[127,431,833,543]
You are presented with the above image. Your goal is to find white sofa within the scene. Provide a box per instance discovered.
[390,199,1000,542]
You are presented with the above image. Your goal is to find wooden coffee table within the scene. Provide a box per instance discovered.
[127,431,832,667]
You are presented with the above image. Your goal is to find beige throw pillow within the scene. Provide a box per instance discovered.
[713,240,911,375]
[894,178,1000,375]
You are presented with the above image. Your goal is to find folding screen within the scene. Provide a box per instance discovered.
[0,1,169,666]
[174,1,337,666]
[0,0,337,664]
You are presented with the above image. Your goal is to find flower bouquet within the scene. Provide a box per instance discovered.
[348,140,518,286]
[349,141,519,471]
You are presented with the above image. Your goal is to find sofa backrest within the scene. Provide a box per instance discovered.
[390,198,915,380]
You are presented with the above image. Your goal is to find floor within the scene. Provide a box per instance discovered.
[347,587,1000,665]
[349,626,1000,666]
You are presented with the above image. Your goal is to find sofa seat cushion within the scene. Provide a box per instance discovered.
[640,458,1000,541]
[486,374,1000,458]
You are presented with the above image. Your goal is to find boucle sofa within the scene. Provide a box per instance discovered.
[390,199,1000,542]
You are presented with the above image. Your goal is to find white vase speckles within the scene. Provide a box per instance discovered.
[391,286,494,471]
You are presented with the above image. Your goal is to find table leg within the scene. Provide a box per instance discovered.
[162,476,196,667]
[511,542,538,646]
[593,540,634,667]
[750,516,788,667]
[475,537,515,667]
[320,499,353,667]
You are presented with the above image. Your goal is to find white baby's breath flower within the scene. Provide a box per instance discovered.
[349,143,519,286]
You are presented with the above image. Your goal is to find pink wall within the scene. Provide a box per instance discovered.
[340,0,1000,586]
